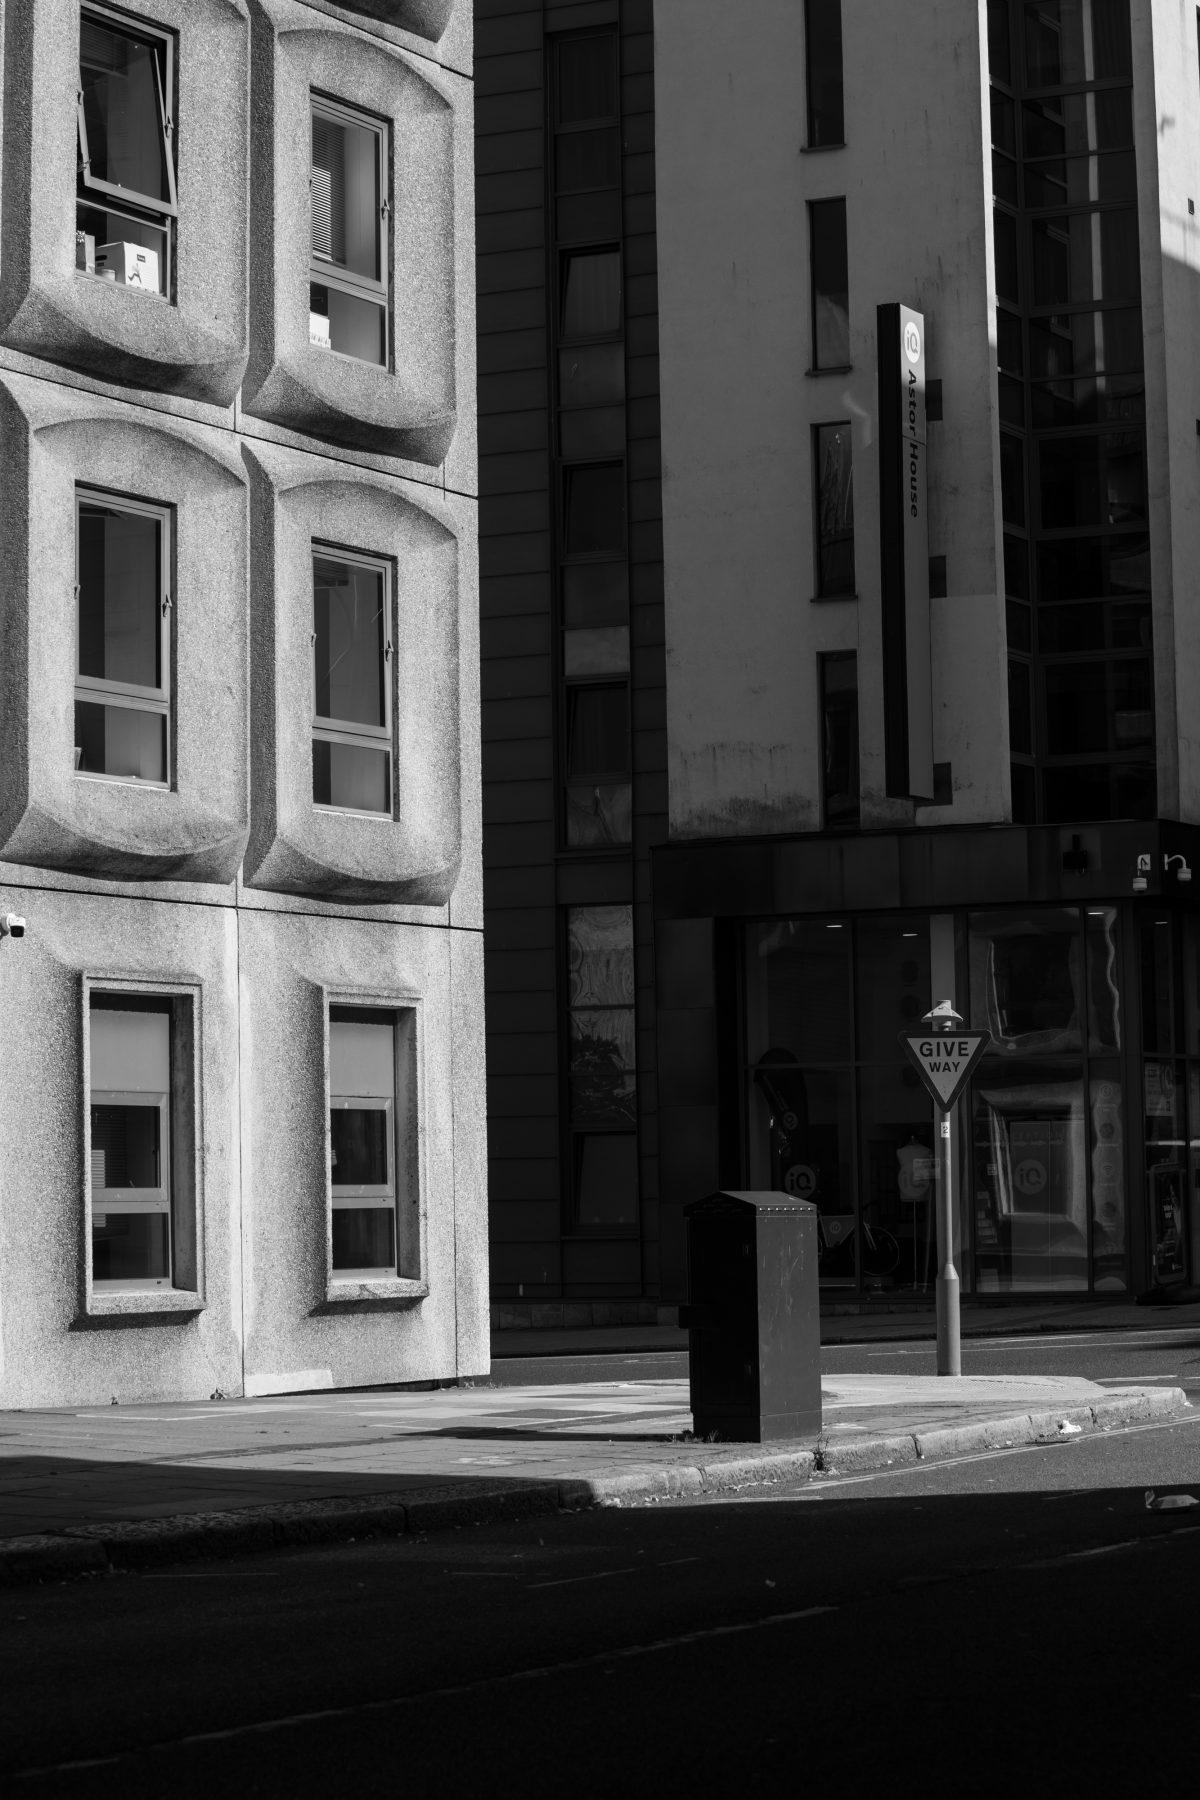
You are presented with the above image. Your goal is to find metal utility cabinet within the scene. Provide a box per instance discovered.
[681,1191,822,1443]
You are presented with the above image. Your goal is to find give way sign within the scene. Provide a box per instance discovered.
[899,1029,991,1110]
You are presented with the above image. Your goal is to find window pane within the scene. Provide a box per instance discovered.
[92,1212,170,1283]
[555,34,618,124]
[1140,916,1178,1054]
[745,922,853,1065]
[75,701,167,782]
[1023,150,1136,208]
[561,250,621,337]
[76,203,168,294]
[555,191,621,243]
[1042,759,1155,822]
[993,208,1019,304]
[970,1057,1089,1293]
[77,503,161,689]
[1022,90,1132,158]
[331,1107,389,1187]
[746,1065,856,1280]
[565,683,628,776]
[567,905,634,1007]
[313,740,391,813]
[821,653,858,826]
[1030,372,1144,429]
[562,561,628,627]
[988,0,1012,84]
[1028,310,1142,380]
[814,423,854,594]
[1085,908,1121,1052]
[1008,656,1032,754]
[559,344,625,408]
[573,1133,638,1227]
[330,1016,394,1096]
[1038,432,1145,528]
[855,918,931,1062]
[311,109,381,281]
[1043,659,1153,754]
[1022,0,1131,88]
[1037,600,1151,654]
[810,198,849,368]
[1030,210,1140,308]
[332,1207,395,1272]
[560,408,625,459]
[564,464,625,556]
[565,781,632,846]
[79,16,170,204]
[568,1007,636,1126]
[314,557,386,728]
[967,909,1083,1049]
[555,127,619,193]
[1037,532,1149,599]
[91,1102,161,1190]
[805,0,844,146]
[310,283,386,366]
[1089,1064,1127,1287]
[1000,431,1025,526]
[563,625,629,678]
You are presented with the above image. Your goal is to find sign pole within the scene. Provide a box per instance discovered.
[898,1001,990,1380]
[935,1111,960,1377]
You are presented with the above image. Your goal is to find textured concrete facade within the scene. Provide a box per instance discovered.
[0,0,482,1406]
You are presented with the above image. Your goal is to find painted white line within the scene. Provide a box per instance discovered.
[9,1606,838,1780]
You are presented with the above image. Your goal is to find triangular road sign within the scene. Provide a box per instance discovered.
[899,1028,991,1110]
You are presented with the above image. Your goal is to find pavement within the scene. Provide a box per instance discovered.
[0,1350,1189,1589]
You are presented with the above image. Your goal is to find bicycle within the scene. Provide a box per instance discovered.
[815,1211,901,1279]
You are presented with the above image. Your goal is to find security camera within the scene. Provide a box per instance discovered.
[0,913,26,938]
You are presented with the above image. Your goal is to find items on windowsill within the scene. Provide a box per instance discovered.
[90,241,160,293]
[76,231,95,273]
[309,310,332,349]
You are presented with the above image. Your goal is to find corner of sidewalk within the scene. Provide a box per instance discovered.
[0,1384,1187,1591]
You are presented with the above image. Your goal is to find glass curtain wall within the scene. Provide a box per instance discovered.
[988,0,1153,822]
[967,906,1127,1291]
[744,919,934,1291]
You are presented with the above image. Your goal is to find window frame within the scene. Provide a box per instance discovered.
[308,89,391,366]
[326,1000,421,1288]
[561,903,639,1236]
[85,985,198,1300]
[808,196,850,372]
[74,485,173,789]
[76,2,178,297]
[803,0,846,150]
[811,420,856,598]
[311,542,395,820]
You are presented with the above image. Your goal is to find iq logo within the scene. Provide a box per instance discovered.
[904,319,922,364]
[784,1163,818,1200]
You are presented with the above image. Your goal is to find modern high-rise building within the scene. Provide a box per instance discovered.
[479,0,1200,1323]
[0,0,485,1407]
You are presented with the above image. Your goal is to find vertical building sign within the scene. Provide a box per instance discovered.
[877,302,934,801]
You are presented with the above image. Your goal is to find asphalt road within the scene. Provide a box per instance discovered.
[492,1323,1200,1393]
[4,1407,1198,1796]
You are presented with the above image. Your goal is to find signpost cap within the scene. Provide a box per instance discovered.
[922,999,964,1032]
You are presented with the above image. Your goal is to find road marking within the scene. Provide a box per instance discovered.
[8,1606,838,1780]
[528,1566,640,1588]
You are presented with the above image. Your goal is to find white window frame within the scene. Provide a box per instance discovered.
[329,1007,400,1281]
[88,1007,173,1293]
[309,90,390,365]
[75,486,172,788]
[311,543,393,818]
[77,2,178,296]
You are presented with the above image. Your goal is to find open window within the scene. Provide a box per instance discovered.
[88,991,194,1291]
[309,94,389,366]
[76,3,177,299]
[75,488,172,786]
[329,1005,419,1281]
[312,547,393,816]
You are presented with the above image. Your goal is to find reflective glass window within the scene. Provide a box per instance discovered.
[309,97,388,365]
[820,653,858,827]
[312,550,392,815]
[329,1008,401,1277]
[809,198,849,368]
[804,0,845,147]
[561,250,621,338]
[75,491,170,785]
[813,423,855,595]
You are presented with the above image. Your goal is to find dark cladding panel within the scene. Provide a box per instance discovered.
[877,302,934,801]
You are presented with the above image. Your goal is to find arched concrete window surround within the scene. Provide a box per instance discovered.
[0,372,251,885]
[0,0,251,406]
[242,0,458,462]
[242,437,462,905]
[334,0,453,44]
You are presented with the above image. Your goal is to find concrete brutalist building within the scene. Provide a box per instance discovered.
[0,0,485,1407]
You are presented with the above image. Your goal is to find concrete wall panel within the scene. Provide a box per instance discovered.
[242,0,459,462]
[242,437,463,903]
[0,0,250,406]
[238,908,472,1390]
[0,887,243,1408]
[0,373,250,884]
